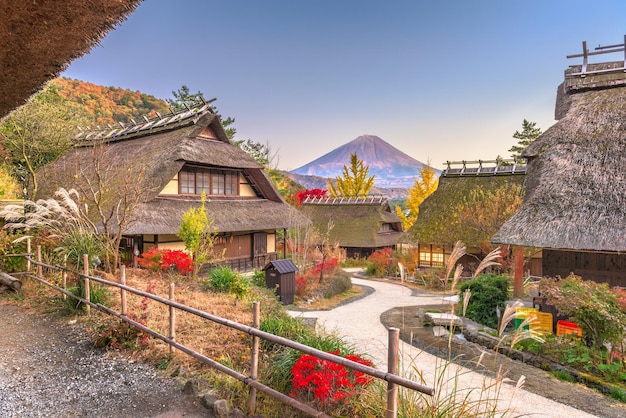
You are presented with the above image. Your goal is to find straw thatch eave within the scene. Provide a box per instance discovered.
[124,198,310,235]
[0,0,143,120]
[492,82,626,252]
[408,174,525,246]
[301,202,403,248]
[37,112,270,201]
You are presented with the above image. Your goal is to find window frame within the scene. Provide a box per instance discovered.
[178,166,240,196]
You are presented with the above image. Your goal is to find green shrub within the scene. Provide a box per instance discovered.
[323,271,352,298]
[63,282,110,312]
[250,268,266,287]
[540,274,626,349]
[341,257,366,268]
[229,274,250,298]
[207,266,236,292]
[459,274,509,329]
[206,266,249,297]
[0,230,26,272]
[56,230,107,270]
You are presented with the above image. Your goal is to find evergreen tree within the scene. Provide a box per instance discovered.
[327,153,374,197]
[395,164,438,230]
[509,119,542,160]
[167,85,237,140]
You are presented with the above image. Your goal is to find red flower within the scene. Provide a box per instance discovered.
[289,351,374,408]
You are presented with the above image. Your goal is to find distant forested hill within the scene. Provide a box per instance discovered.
[53,77,170,125]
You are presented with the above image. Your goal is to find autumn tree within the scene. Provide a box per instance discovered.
[178,193,222,277]
[327,153,374,197]
[167,85,237,140]
[75,143,150,272]
[395,164,438,230]
[509,119,542,160]
[0,82,91,199]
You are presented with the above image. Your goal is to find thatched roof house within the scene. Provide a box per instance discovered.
[38,102,309,271]
[406,160,530,272]
[1,0,143,119]
[300,195,403,259]
[492,56,626,286]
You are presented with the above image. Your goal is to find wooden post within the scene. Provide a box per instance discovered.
[387,327,399,418]
[513,246,524,298]
[26,237,31,273]
[120,264,127,316]
[83,254,90,315]
[169,282,176,354]
[62,254,68,301]
[36,245,42,277]
[248,301,260,416]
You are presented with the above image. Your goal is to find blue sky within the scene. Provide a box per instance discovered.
[63,0,626,171]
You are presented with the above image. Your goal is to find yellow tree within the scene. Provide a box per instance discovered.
[327,153,374,197]
[395,165,438,230]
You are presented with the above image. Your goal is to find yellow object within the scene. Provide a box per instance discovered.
[528,312,553,335]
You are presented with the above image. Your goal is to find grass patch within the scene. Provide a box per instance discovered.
[609,387,626,403]
[551,369,576,382]
[298,285,363,310]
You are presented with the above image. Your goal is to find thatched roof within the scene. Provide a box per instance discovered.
[126,199,308,235]
[0,0,143,119]
[407,163,526,246]
[492,62,626,251]
[301,196,403,248]
[38,106,309,234]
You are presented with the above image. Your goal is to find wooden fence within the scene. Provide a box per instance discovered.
[8,240,433,418]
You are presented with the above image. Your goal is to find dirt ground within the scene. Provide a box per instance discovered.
[380,304,626,418]
[0,301,212,418]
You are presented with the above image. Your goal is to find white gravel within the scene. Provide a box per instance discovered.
[0,302,211,418]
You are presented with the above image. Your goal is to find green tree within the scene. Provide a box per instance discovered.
[395,164,438,230]
[0,82,91,199]
[233,138,277,168]
[327,153,374,197]
[167,85,236,140]
[178,193,221,277]
[509,119,542,160]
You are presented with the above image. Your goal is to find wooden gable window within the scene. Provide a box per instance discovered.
[179,166,239,196]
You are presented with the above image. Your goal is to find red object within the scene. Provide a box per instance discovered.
[556,320,583,337]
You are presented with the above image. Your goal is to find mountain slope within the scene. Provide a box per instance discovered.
[54,77,170,125]
[290,134,434,188]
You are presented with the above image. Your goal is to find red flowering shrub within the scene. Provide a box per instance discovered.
[136,247,162,271]
[289,350,374,408]
[137,248,193,275]
[291,188,328,208]
[366,247,395,277]
[295,273,307,298]
[161,249,193,274]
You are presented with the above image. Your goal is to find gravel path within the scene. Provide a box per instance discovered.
[289,276,615,418]
[0,301,212,418]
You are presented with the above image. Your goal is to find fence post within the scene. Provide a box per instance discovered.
[62,254,68,301]
[169,282,176,354]
[83,254,90,315]
[248,301,260,416]
[26,237,31,273]
[386,327,399,418]
[36,245,42,277]
[120,264,127,316]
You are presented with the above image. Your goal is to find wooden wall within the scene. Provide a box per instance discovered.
[543,249,626,287]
